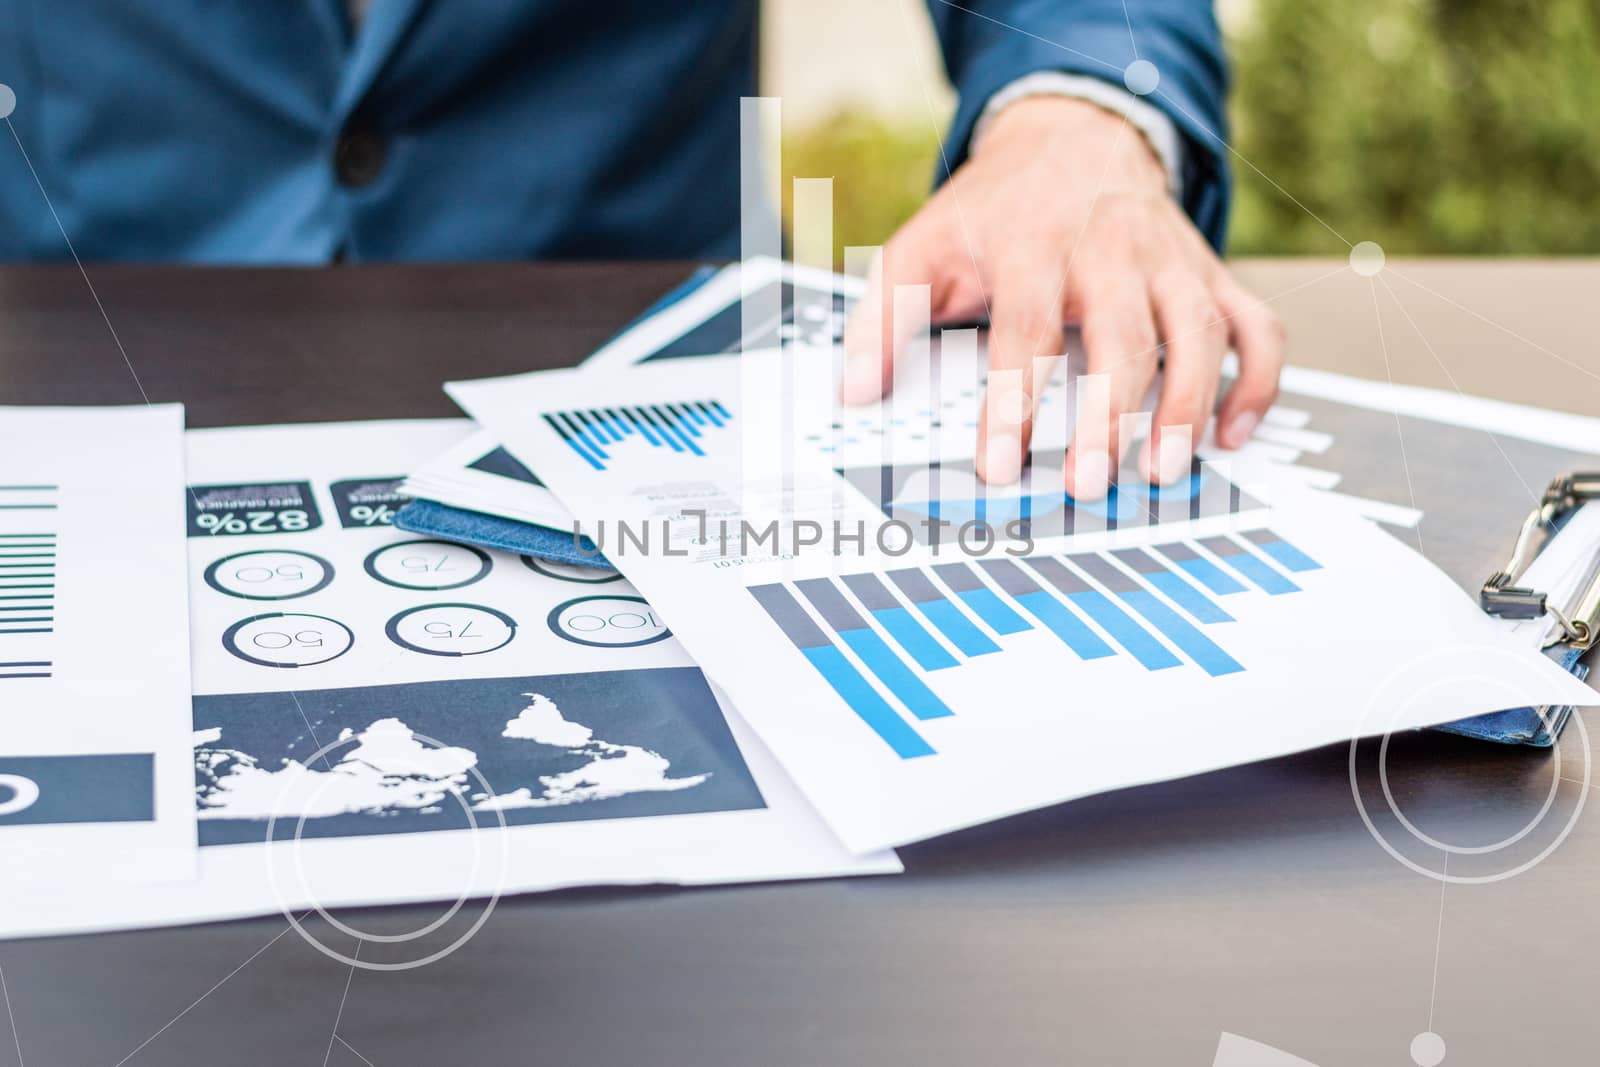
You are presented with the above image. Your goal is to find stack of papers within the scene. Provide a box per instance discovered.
[4,257,1595,939]
[1,413,896,941]
[443,351,1595,851]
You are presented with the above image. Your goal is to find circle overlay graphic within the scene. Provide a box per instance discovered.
[263,729,510,972]
[1348,646,1592,885]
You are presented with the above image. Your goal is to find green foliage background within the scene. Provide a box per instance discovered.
[782,2,1600,257]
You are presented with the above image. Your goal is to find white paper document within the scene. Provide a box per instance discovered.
[399,428,576,530]
[449,356,1597,853]
[2,419,895,940]
[582,256,861,373]
[402,257,861,532]
[0,404,195,885]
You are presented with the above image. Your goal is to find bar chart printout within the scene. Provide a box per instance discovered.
[749,529,1322,758]
[543,401,733,471]
[446,330,1600,856]
[0,484,57,682]
[0,404,195,885]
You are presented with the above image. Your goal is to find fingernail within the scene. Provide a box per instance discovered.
[982,432,1022,485]
[1222,410,1259,449]
[840,360,881,405]
[1157,433,1192,485]
[1067,450,1110,500]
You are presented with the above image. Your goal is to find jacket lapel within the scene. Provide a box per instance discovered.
[334,0,427,119]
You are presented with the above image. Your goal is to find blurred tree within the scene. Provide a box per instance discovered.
[782,110,941,267]
[1229,0,1600,254]
[781,2,1600,258]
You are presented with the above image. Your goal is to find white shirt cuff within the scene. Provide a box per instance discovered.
[972,72,1186,196]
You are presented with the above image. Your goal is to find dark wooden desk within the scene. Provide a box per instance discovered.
[1,262,1596,1067]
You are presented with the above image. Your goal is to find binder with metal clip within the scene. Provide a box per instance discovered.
[1433,471,1600,746]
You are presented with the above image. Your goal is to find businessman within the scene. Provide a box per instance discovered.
[0,1,1281,491]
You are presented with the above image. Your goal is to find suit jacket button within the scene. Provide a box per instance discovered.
[334,126,387,187]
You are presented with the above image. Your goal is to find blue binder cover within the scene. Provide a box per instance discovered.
[1429,645,1588,746]
[392,498,606,568]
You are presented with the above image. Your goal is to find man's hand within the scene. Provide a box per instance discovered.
[840,96,1284,495]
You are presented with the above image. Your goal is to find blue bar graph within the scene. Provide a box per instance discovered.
[1200,535,1300,595]
[646,407,700,455]
[885,568,1001,657]
[1070,555,1244,676]
[543,400,733,471]
[1021,556,1180,670]
[842,455,1266,548]
[931,563,1031,635]
[574,410,615,444]
[1152,540,1246,596]
[749,583,933,758]
[795,579,954,722]
[1242,528,1322,572]
[840,573,958,671]
[665,404,701,437]
[749,528,1310,759]
[562,412,608,457]
[1111,548,1233,624]
[976,559,1116,661]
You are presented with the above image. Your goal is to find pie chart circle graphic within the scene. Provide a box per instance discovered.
[221,613,355,668]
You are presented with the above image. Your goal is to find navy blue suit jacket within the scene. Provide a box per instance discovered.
[0,1,1228,262]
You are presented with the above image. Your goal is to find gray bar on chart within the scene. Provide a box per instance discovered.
[1021,555,1092,595]
[887,567,943,603]
[750,583,831,649]
[1199,535,1247,558]
[1240,529,1278,547]
[931,561,985,593]
[1110,548,1167,575]
[1156,540,1200,562]
[1068,553,1141,592]
[795,578,869,632]
[975,558,1040,596]
[841,573,900,613]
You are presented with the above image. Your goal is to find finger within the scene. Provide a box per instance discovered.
[1065,272,1159,500]
[1213,275,1286,448]
[840,228,940,405]
[977,260,1067,485]
[1144,272,1228,484]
